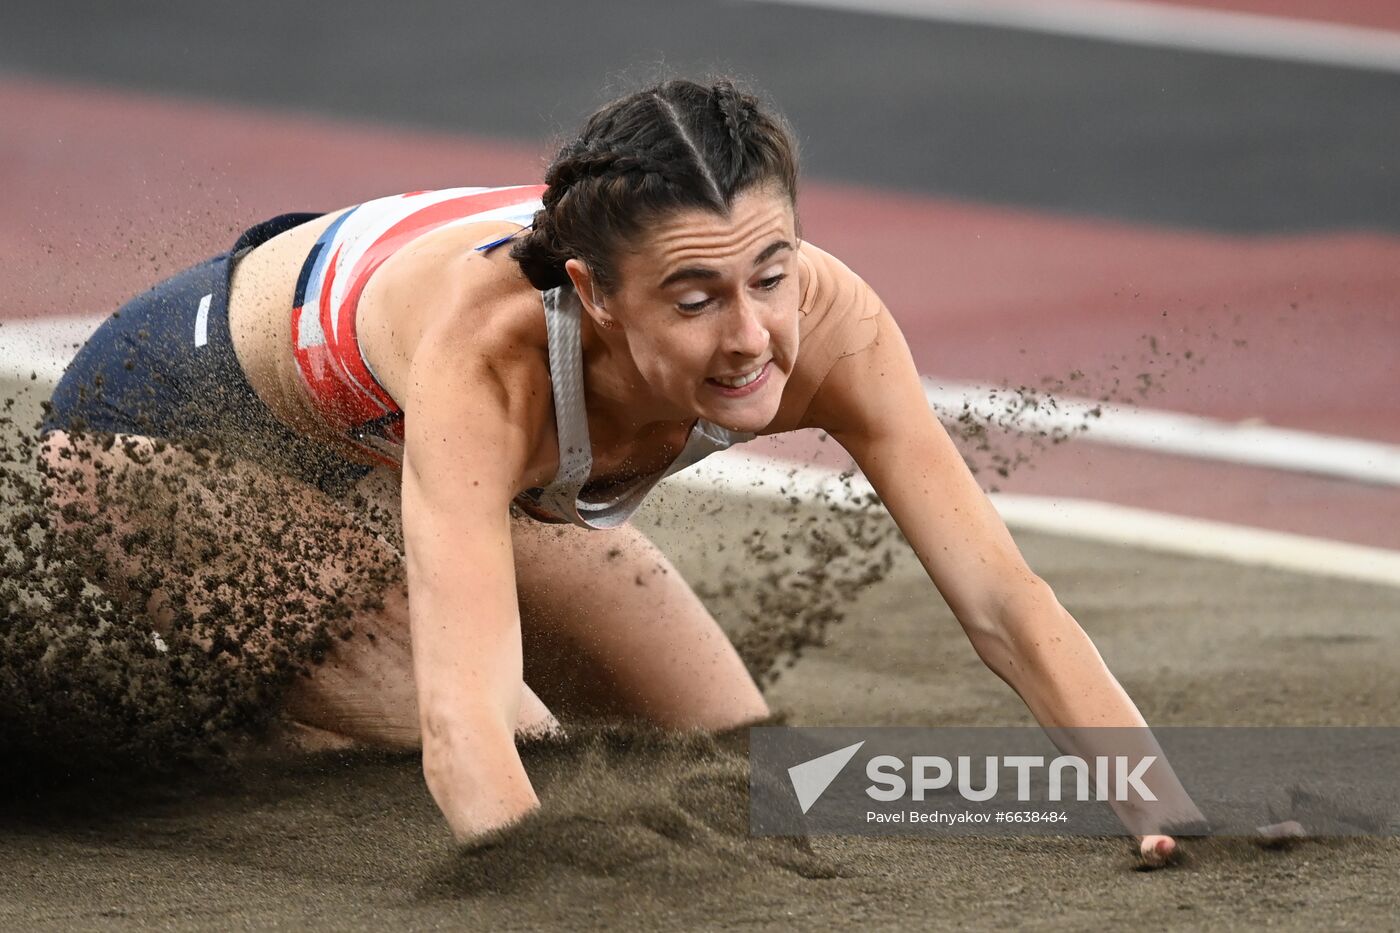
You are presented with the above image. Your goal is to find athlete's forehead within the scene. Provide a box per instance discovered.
[625,187,796,288]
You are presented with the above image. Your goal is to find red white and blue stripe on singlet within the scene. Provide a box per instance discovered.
[291,185,545,467]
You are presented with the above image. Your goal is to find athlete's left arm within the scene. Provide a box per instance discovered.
[801,248,1202,863]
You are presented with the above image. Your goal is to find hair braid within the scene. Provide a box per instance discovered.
[713,80,751,173]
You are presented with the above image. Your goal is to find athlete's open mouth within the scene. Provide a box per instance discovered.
[706,361,771,396]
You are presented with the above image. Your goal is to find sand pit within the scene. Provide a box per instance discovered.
[2,430,1398,929]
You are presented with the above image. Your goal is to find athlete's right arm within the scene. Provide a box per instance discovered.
[398,324,539,843]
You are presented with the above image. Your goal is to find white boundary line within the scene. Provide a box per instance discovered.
[741,0,1400,73]
[923,377,1400,487]
[0,316,102,384]
[673,451,1400,590]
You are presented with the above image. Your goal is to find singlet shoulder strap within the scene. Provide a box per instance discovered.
[535,286,595,524]
[532,284,758,530]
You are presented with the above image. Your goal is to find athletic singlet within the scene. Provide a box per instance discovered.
[291,186,755,529]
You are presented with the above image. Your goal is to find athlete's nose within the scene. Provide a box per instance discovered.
[723,292,770,359]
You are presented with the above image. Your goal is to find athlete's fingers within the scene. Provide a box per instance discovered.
[1137,834,1177,869]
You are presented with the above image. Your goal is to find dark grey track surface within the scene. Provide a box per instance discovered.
[3,0,1398,232]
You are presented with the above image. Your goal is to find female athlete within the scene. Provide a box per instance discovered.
[40,78,1200,864]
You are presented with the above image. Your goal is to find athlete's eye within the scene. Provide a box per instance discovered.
[677,272,784,313]
[677,296,714,313]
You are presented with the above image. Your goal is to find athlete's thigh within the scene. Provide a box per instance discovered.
[42,430,387,620]
[511,516,769,731]
[40,431,417,738]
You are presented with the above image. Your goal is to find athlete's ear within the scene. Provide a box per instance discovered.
[563,258,617,330]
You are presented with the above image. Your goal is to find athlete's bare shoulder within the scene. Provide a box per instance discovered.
[358,223,558,483]
[764,241,884,433]
[357,223,548,403]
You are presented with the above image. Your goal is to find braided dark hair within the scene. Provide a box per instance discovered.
[511,79,799,293]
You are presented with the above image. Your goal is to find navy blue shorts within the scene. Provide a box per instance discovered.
[42,214,374,498]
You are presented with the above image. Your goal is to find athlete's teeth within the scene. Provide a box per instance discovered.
[715,366,762,388]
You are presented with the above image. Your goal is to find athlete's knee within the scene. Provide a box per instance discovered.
[689,687,771,734]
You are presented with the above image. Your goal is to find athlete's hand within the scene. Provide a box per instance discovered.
[1137,834,1177,869]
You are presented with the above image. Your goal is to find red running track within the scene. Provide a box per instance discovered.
[1139,0,1400,33]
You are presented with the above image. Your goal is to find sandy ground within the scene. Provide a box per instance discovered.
[2,445,1398,930]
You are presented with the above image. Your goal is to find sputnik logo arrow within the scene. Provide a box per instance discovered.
[787,741,865,814]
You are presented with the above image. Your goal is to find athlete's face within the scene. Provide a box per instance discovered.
[598,186,801,434]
